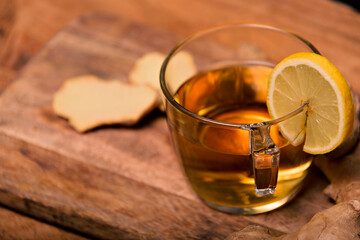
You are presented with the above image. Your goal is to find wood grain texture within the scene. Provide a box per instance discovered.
[0,13,335,239]
[0,206,87,240]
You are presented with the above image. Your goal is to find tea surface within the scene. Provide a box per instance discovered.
[172,64,312,213]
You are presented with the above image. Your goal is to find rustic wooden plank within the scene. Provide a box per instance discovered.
[0,126,332,239]
[0,205,88,240]
[1,12,193,200]
[0,133,258,239]
[0,11,336,239]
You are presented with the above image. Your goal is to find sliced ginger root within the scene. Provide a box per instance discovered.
[129,51,196,110]
[129,52,165,95]
[53,51,196,132]
[165,50,197,94]
[53,75,158,132]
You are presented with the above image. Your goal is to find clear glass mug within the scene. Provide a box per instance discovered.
[159,24,354,214]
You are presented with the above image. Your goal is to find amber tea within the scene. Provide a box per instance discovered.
[160,24,320,214]
[171,64,313,213]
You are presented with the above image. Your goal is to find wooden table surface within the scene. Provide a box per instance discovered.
[0,0,359,239]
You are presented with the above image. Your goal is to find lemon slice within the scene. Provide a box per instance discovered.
[267,52,354,154]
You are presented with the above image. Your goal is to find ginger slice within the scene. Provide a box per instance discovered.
[129,52,166,95]
[165,50,197,94]
[53,75,158,132]
[129,51,196,110]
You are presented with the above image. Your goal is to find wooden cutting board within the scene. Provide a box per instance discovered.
[0,12,334,239]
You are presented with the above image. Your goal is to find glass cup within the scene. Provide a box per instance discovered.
[160,24,336,214]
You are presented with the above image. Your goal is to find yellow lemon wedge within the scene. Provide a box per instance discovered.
[266,52,354,154]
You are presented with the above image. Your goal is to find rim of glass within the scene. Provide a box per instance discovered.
[160,23,320,129]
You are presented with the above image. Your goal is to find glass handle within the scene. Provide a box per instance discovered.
[250,124,280,196]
